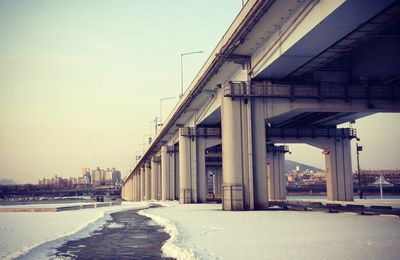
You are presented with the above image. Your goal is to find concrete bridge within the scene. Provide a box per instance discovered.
[122,0,400,210]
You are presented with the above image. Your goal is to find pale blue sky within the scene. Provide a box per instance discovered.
[0,1,399,183]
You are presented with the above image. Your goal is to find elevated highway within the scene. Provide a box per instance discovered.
[122,0,400,210]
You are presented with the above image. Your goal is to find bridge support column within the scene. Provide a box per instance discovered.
[197,137,207,203]
[144,162,151,201]
[178,128,207,204]
[131,174,136,201]
[132,174,136,201]
[121,185,125,200]
[151,157,159,200]
[323,138,353,201]
[212,167,222,197]
[135,175,139,201]
[140,166,145,201]
[179,129,192,203]
[221,94,268,210]
[129,176,133,201]
[161,146,170,200]
[125,179,131,201]
[136,173,140,201]
[174,144,180,200]
[267,145,287,201]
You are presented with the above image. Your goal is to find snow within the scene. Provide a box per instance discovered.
[1,199,399,260]
[143,202,400,260]
[0,201,149,260]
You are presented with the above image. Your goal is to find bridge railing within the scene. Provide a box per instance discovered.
[223,81,399,101]
[180,127,221,137]
[266,127,357,140]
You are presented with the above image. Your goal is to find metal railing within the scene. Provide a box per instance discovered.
[223,81,399,101]
[267,127,357,139]
[180,127,221,137]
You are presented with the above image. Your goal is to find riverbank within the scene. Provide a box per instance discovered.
[0,202,149,259]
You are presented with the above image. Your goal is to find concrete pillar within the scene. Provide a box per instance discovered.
[221,96,247,210]
[151,157,159,200]
[221,94,268,210]
[197,137,207,203]
[125,178,132,201]
[136,172,140,201]
[174,144,179,200]
[179,129,192,203]
[252,99,268,208]
[132,177,135,201]
[125,179,130,201]
[140,166,145,201]
[145,161,151,201]
[132,175,136,201]
[324,138,353,201]
[161,146,170,200]
[178,128,207,204]
[157,161,162,200]
[267,145,286,200]
[212,167,222,196]
[136,174,140,201]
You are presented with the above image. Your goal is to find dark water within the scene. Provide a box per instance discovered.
[55,207,173,259]
[287,195,400,201]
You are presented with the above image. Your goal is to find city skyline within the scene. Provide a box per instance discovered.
[1,0,400,184]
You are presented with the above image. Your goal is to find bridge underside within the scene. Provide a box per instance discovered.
[123,0,400,211]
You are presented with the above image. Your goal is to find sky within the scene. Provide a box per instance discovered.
[0,1,399,184]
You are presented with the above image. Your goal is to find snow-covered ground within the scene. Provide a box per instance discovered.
[143,202,400,260]
[0,201,149,259]
[1,200,399,260]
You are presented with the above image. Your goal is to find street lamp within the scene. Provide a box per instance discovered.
[160,96,176,124]
[180,50,203,98]
[356,143,363,199]
[141,134,152,152]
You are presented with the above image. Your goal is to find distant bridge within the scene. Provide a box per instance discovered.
[122,0,400,210]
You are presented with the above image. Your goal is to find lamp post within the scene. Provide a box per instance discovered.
[180,51,203,98]
[160,96,176,125]
[356,143,363,199]
[142,134,152,152]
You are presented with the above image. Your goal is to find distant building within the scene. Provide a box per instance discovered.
[38,166,122,188]
[92,167,104,184]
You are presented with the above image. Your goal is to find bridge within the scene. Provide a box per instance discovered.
[121,0,400,210]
